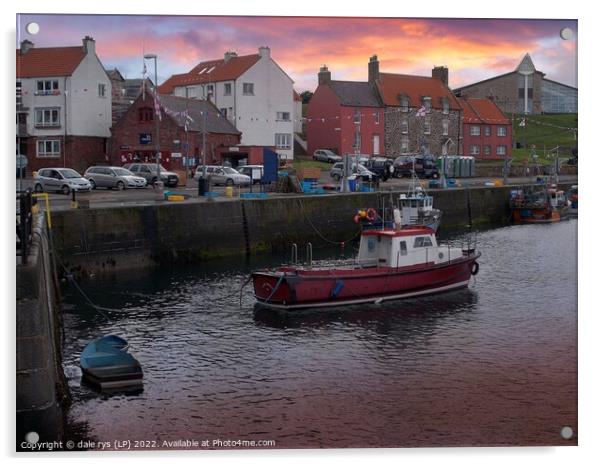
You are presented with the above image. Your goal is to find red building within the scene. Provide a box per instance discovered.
[459,97,512,159]
[306,66,384,157]
[111,89,240,170]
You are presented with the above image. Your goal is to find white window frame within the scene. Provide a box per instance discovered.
[496,145,507,156]
[35,79,59,95]
[470,125,481,136]
[374,111,380,125]
[470,145,481,155]
[275,133,292,149]
[353,108,362,124]
[401,118,409,134]
[484,126,491,137]
[224,83,232,96]
[220,108,228,117]
[497,126,507,137]
[276,111,291,121]
[34,107,61,127]
[484,145,492,156]
[422,97,432,113]
[442,120,449,136]
[401,135,409,152]
[36,139,61,158]
[243,83,254,95]
[400,96,409,113]
[98,83,106,98]
[424,119,431,135]
[442,98,449,115]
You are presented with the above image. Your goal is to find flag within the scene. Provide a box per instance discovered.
[416,106,426,117]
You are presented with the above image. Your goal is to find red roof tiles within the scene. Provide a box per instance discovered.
[16,46,86,78]
[377,73,462,110]
[293,90,302,102]
[459,97,510,124]
[158,54,260,93]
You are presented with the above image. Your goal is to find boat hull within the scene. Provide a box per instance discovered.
[252,255,478,310]
[511,207,566,224]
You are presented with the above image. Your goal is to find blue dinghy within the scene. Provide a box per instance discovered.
[80,335,143,390]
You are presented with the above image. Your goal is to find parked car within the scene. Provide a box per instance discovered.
[329,162,380,183]
[33,168,91,194]
[194,165,250,186]
[313,149,342,163]
[363,157,394,181]
[84,166,147,190]
[123,163,179,187]
[236,165,264,184]
[393,155,439,179]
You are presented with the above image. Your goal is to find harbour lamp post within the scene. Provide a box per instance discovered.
[143,53,163,194]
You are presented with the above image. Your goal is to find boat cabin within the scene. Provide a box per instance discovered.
[398,190,434,226]
[548,187,567,209]
[357,226,464,268]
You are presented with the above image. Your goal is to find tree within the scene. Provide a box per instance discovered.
[300,91,313,104]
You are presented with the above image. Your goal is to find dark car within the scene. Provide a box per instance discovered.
[363,157,394,181]
[123,163,179,187]
[393,155,439,179]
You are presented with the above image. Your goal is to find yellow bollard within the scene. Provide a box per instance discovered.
[225,186,233,198]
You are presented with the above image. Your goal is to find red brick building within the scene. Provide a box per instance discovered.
[111,89,240,170]
[306,66,384,157]
[458,97,512,159]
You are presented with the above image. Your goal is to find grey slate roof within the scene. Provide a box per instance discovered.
[329,80,381,107]
[158,94,241,135]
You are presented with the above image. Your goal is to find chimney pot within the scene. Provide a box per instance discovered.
[224,51,238,62]
[318,65,331,85]
[432,66,449,86]
[368,55,379,83]
[82,35,96,55]
[258,46,270,58]
[20,39,34,55]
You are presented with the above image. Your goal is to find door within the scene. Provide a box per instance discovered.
[373,134,380,156]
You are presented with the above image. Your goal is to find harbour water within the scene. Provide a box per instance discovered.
[61,219,577,448]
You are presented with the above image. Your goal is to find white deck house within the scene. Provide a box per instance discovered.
[159,47,295,160]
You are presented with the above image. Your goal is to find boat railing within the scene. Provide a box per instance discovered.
[306,243,313,267]
[291,243,298,264]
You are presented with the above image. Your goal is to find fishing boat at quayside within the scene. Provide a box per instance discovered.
[80,335,143,390]
[251,211,480,311]
[509,183,569,224]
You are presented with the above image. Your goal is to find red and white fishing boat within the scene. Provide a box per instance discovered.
[252,215,480,310]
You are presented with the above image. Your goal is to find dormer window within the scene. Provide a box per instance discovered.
[442,98,449,115]
[354,108,361,124]
[400,96,409,112]
[422,97,432,112]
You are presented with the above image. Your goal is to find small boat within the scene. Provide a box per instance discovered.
[509,183,569,224]
[80,335,143,390]
[252,217,480,311]
[568,185,578,216]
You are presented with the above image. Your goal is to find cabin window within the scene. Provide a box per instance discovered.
[399,241,407,255]
[367,238,376,252]
[414,236,433,248]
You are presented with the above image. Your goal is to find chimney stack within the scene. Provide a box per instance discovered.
[368,55,380,83]
[432,66,449,86]
[258,46,270,58]
[20,39,34,55]
[82,35,96,55]
[318,65,331,86]
[224,51,238,62]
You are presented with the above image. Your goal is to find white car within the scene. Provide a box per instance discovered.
[194,165,250,186]
[34,168,92,194]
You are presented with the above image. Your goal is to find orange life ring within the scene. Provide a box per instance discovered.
[366,208,377,222]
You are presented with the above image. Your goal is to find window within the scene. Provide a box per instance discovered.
[422,97,432,112]
[206,85,214,97]
[275,133,292,149]
[36,139,61,157]
[414,236,433,248]
[497,126,507,137]
[470,125,480,136]
[276,111,291,121]
[374,111,380,125]
[16,81,22,106]
[224,83,232,95]
[220,108,228,117]
[139,107,154,122]
[424,119,431,135]
[35,80,59,95]
[401,135,409,152]
[98,83,106,98]
[354,108,361,124]
[401,118,409,134]
[243,83,254,95]
[484,145,492,156]
[186,87,197,98]
[400,96,409,112]
[34,108,60,127]
[484,126,491,136]
[497,145,507,156]
[442,98,449,115]
[399,241,407,256]
[442,120,449,136]
[470,145,481,155]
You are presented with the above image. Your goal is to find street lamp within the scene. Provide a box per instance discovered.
[143,53,163,194]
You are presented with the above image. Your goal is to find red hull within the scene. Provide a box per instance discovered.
[511,208,562,224]
[252,255,479,310]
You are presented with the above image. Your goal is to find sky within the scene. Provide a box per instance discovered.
[17,14,577,92]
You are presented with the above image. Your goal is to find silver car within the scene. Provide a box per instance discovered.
[34,168,91,194]
[84,166,147,190]
[329,162,379,182]
[313,149,342,163]
[194,165,250,186]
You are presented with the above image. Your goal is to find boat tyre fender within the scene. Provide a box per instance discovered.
[353,214,361,224]
[366,208,377,222]
[471,262,480,276]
